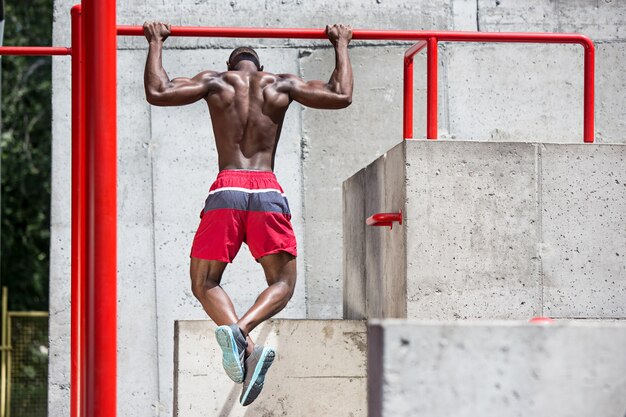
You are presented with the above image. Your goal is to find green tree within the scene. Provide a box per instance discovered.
[1,0,53,311]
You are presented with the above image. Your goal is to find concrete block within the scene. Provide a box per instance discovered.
[541,144,626,318]
[344,140,626,320]
[446,43,584,142]
[368,320,626,417]
[404,141,540,319]
[174,319,366,417]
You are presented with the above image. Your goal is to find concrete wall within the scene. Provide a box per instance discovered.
[174,320,366,417]
[49,1,626,416]
[368,320,626,417]
[344,140,626,320]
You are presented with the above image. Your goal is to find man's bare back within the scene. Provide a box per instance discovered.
[143,22,353,171]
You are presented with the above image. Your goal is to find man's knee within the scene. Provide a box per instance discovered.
[190,268,223,300]
[270,274,296,306]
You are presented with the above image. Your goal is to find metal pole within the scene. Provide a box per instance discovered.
[583,43,595,143]
[82,0,117,416]
[70,5,86,417]
[403,57,414,139]
[426,37,438,139]
[116,26,595,45]
[403,41,427,140]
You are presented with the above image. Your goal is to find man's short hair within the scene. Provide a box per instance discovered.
[228,47,262,70]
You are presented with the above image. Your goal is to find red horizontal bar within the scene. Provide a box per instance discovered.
[116,25,593,48]
[0,46,72,56]
[366,212,403,229]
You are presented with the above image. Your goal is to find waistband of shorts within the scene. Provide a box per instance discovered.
[217,169,276,179]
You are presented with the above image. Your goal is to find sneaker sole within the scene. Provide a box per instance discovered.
[240,347,275,406]
[215,326,244,383]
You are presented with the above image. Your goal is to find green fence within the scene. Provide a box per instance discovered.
[1,288,48,417]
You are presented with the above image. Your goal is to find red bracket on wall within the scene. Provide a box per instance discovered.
[366,210,403,229]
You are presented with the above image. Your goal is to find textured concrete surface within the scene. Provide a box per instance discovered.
[344,140,626,320]
[344,144,407,319]
[447,43,583,142]
[174,320,366,417]
[405,141,541,319]
[49,1,626,416]
[343,169,367,319]
[541,145,626,318]
[368,320,626,417]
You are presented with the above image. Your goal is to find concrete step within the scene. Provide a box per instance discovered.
[344,140,626,320]
[174,319,367,417]
[368,320,626,417]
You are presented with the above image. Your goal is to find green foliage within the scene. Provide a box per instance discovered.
[1,0,53,311]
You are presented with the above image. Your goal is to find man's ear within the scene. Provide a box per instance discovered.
[226,61,231,70]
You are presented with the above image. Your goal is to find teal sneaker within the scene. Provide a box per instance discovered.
[215,324,247,383]
[240,346,276,406]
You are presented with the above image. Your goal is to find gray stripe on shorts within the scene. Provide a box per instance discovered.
[203,190,291,216]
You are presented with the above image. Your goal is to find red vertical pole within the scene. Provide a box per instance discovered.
[82,0,117,416]
[70,5,86,417]
[426,37,438,139]
[403,57,414,140]
[583,43,595,143]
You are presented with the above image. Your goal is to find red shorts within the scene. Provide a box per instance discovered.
[190,169,297,263]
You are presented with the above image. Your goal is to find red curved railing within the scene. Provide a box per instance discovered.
[402,32,595,143]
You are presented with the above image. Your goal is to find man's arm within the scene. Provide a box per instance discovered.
[143,21,219,106]
[286,24,353,109]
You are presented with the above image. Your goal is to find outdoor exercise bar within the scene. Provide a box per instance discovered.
[0,3,597,416]
[117,25,595,143]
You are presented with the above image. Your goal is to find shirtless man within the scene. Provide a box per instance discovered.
[143,22,353,406]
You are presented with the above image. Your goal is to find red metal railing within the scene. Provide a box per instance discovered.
[0,46,71,55]
[366,211,403,229]
[117,26,596,143]
[402,32,595,143]
[0,11,597,417]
